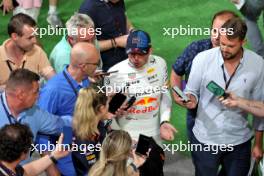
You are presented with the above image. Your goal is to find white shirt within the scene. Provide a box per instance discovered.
[105,55,171,141]
[185,47,264,145]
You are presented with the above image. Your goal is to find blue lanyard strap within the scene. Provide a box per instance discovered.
[63,71,78,96]
[0,94,16,124]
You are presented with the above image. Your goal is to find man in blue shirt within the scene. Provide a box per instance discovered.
[37,42,100,176]
[0,68,64,150]
[170,10,237,143]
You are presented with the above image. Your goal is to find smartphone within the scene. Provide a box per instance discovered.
[104,119,112,128]
[62,126,73,146]
[172,86,190,102]
[123,96,136,111]
[135,134,151,156]
[107,70,118,74]
[96,70,119,76]
[108,92,127,114]
[206,81,229,98]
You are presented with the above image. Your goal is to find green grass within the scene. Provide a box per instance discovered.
[0,0,254,156]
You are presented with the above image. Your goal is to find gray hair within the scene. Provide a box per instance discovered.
[66,13,94,39]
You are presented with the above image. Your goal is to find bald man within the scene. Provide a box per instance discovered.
[37,42,100,176]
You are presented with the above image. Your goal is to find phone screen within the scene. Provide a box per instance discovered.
[62,126,73,146]
[206,81,225,97]
[172,86,189,102]
[135,134,151,156]
[107,70,118,74]
[124,96,136,111]
[108,93,127,114]
[96,70,118,76]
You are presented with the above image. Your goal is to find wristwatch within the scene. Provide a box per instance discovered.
[130,162,139,172]
[49,154,58,164]
[160,120,170,126]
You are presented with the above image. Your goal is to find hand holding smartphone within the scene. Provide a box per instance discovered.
[135,134,151,156]
[172,86,190,102]
[123,96,136,111]
[95,70,118,76]
[108,92,127,114]
[206,81,229,98]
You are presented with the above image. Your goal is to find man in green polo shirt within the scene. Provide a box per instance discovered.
[50,13,102,73]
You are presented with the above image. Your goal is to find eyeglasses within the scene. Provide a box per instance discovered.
[83,61,100,67]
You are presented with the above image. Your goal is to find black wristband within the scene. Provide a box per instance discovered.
[160,120,170,126]
[130,162,138,172]
[112,38,117,48]
[111,38,117,48]
[49,155,58,164]
[111,39,114,48]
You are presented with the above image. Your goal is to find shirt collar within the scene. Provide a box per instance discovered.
[239,48,245,65]
[1,92,24,122]
[0,39,11,61]
[0,39,34,62]
[1,92,12,115]
[63,36,72,50]
[63,66,90,90]
[217,47,245,67]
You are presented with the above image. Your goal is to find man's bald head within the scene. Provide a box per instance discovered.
[70,42,100,68]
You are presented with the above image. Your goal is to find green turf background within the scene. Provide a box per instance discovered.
[0,0,259,156]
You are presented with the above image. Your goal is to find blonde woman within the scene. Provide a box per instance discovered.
[89,130,147,176]
[72,87,110,175]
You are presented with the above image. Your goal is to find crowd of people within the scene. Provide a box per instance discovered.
[0,0,264,176]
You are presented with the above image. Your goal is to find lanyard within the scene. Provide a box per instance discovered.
[0,163,16,176]
[0,167,10,176]
[221,63,240,90]
[0,164,24,176]
[6,60,26,72]
[63,71,78,96]
[0,95,16,124]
